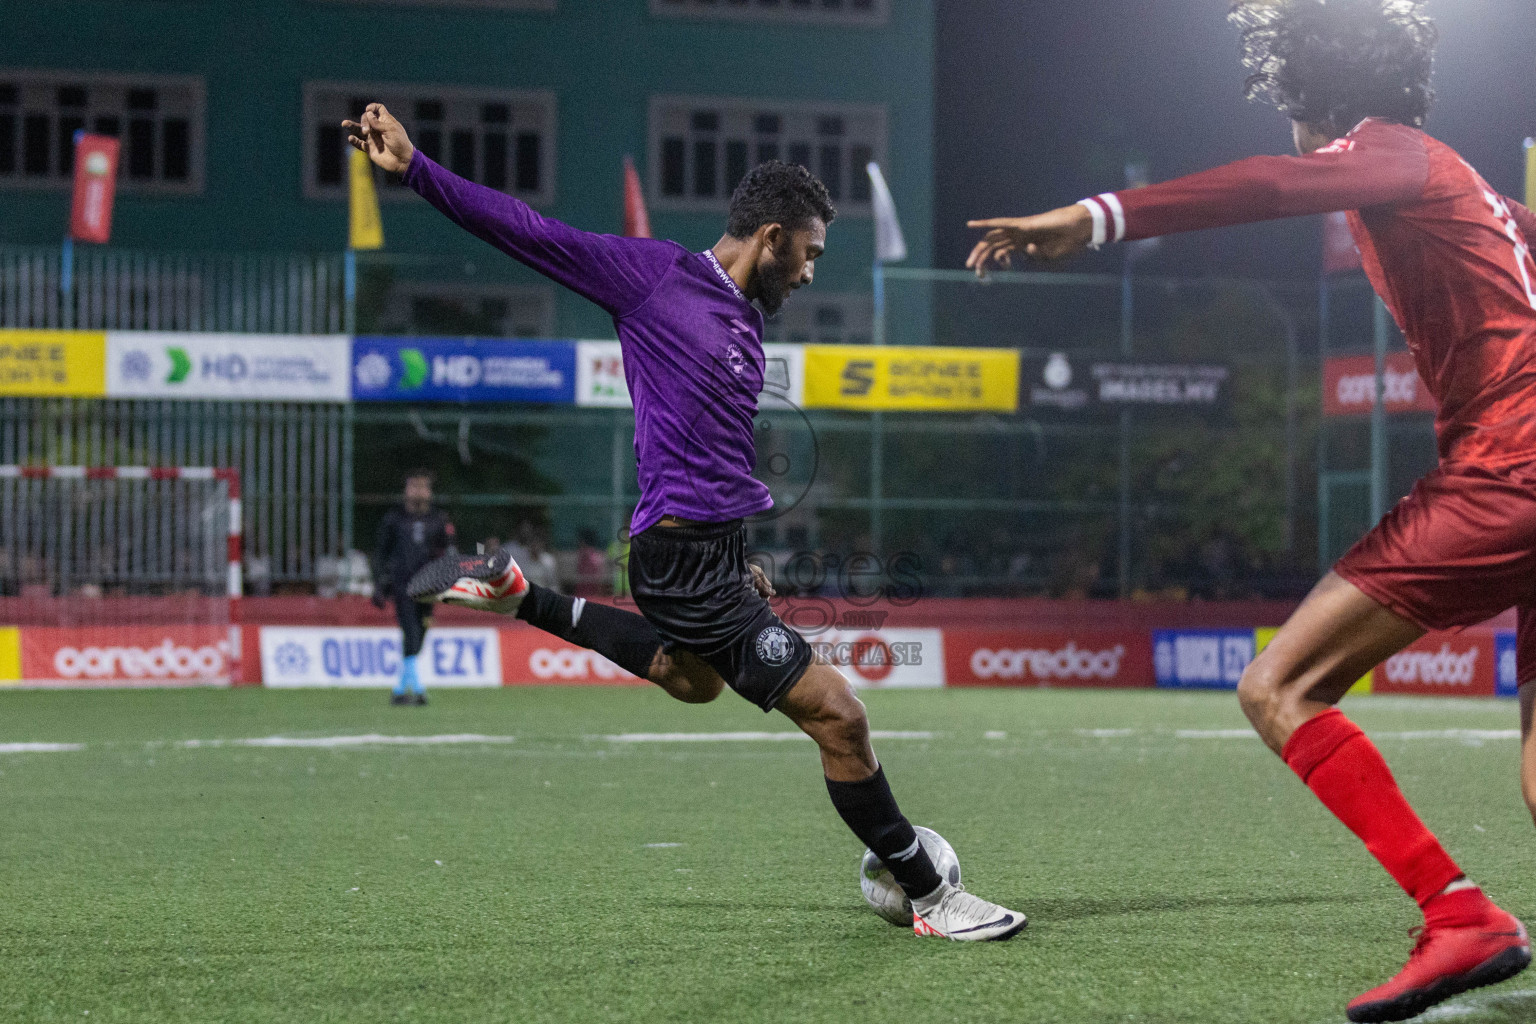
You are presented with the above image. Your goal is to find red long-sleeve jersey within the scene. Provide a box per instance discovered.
[1080,118,1536,468]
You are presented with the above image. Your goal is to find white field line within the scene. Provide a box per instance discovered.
[0,742,84,754]
[1382,987,1536,1022]
[599,730,934,743]
[1175,730,1260,739]
[1076,729,1136,738]
[177,734,517,749]
[1384,729,1520,741]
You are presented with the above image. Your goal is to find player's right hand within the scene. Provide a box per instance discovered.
[371,590,389,610]
[343,103,415,175]
[965,204,1095,277]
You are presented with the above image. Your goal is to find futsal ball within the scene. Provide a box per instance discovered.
[859,826,962,926]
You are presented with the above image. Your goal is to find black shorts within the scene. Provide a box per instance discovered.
[629,519,814,712]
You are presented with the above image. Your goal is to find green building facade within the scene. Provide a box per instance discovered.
[0,0,935,343]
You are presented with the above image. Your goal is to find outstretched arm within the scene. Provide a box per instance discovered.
[968,121,1429,275]
[345,103,670,317]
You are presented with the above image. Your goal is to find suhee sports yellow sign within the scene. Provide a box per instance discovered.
[803,345,1020,412]
[0,330,107,397]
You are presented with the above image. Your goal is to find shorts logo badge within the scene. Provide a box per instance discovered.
[755,626,794,667]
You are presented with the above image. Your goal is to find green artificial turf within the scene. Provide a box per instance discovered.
[1,686,1533,1024]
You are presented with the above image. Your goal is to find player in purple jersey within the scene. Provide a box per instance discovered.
[346,103,1024,940]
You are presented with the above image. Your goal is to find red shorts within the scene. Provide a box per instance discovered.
[1335,461,1536,685]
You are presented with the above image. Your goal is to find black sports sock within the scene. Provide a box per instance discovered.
[515,583,661,681]
[825,765,943,900]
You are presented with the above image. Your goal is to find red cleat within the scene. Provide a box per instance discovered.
[1347,897,1530,1023]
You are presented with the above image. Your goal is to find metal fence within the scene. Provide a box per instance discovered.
[0,244,347,334]
[0,399,349,589]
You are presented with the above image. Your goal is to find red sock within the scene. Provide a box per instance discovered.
[1282,708,1464,909]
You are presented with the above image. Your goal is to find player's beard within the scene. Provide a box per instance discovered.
[755,251,795,318]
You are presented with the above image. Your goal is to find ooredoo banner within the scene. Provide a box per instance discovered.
[499,628,647,686]
[1322,353,1436,418]
[946,630,1152,689]
[807,628,945,690]
[20,626,234,687]
[1371,632,1495,697]
[260,627,501,688]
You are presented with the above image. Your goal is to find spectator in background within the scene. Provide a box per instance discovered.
[513,521,558,590]
[373,469,455,705]
[574,528,607,597]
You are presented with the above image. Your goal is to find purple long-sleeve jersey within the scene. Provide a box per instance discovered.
[404,152,772,534]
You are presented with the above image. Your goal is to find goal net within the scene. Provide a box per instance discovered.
[0,466,242,687]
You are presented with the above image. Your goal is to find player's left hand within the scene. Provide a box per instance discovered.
[749,562,776,599]
[965,204,1095,277]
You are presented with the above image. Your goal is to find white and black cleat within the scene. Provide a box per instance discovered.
[912,883,1028,942]
[406,548,529,616]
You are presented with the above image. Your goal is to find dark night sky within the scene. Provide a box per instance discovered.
[934,0,1536,281]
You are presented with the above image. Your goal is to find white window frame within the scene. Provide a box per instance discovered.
[650,0,887,27]
[648,95,886,217]
[763,292,874,347]
[302,81,557,205]
[375,281,557,339]
[0,69,205,195]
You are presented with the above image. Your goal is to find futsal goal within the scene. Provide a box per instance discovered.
[0,466,243,687]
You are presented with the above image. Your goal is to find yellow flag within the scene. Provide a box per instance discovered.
[349,148,384,251]
[1526,138,1535,208]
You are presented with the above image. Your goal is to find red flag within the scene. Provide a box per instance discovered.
[1322,210,1361,276]
[623,156,651,239]
[69,134,121,244]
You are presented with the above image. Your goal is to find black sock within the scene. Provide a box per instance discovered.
[515,583,661,681]
[825,765,943,900]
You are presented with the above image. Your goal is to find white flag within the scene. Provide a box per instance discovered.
[866,162,908,264]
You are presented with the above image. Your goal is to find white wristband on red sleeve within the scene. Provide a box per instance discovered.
[1077,193,1127,248]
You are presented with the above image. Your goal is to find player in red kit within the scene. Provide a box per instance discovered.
[967,1,1534,1020]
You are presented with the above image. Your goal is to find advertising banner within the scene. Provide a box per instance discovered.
[1023,354,1229,412]
[807,628,945,689]
[20,626,233,687]
[803,345,1019,413]
[1322,353,1435,418]
[260,627,502,688]
[946,629,1152,689]
[107,333,351,402]
[500,628,647,686]
[0,330,107,397]
[1496,630,1519,698]
[574,340,805,408]
[352,336,576,404]
[0,627,21,685]
[69,134,121,244]
[1371,631,1495,697]
[1153,629,1256,690]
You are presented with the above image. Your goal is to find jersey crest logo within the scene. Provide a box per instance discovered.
[755,626,794,667]
[1317,138,1356,156]
[724,344,747,377]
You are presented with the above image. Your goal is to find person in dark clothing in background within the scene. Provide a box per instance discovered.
[373,469,455,705]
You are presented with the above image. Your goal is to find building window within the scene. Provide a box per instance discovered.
[0,71,204,194]
[651,0,886,27]
[374,282,556,339]
[650,97,885,215]
[303,82,556,204]
[763,293,874,346]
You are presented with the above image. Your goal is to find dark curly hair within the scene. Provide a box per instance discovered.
[1229,0,1438,131]
[726,160,836,240]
